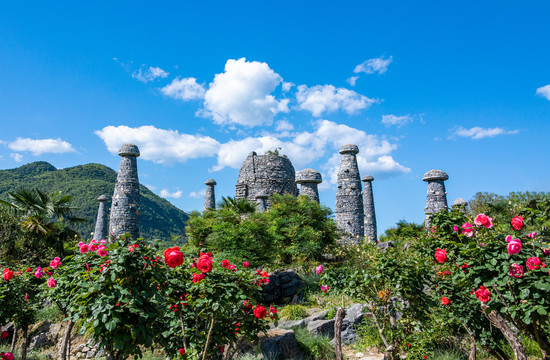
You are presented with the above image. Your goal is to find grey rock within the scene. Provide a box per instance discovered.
[92,195,109,241]
[296,168,322,203]
[86,350,96,358]
[304,310,328,323]
[256,192,268,213]
[263,270,305,304]
[235,151,299,210]
[109,143,141,240]
[377,241,394,252]
[423,169,449,226]
[203,179,217,211]
[362,175,377,243]
[452,198,468,213]
[335,144,364,240]
[27,321,62,351]
[341,304,364,344]
[276,319,306,329]
[260,328,303,360]
[307,319,335,338]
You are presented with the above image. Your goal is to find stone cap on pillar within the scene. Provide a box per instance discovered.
[255,190,268,199]
[422,169,448,182]
[453,198,468,206]
[296,169,322,184]
[339,144,359,154]
[97,195,108,202]
[118,143,140,157]
[205,179,217,185]
[361,175,374,182]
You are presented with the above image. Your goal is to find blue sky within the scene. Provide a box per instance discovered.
[1,1,549,236]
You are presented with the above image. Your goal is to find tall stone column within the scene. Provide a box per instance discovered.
[109,143,140,240]
[296,169,322,203]
[361,175,377,243]
[256,193,268,213]
[423,169,449,226]
[335,144,364,240]
[452,198,468,213]
[203,179,217,211]
[92,195,109,241]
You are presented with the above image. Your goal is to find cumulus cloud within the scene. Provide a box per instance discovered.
[381,114,413,127]
[275,120,294,132]
[95,125,220,163]
[10,153,23,162]
[353,56,393,74]
[296,85,376,117]
[7,137,76,155]
[189,189,206,199]
[200,58,290,127]
[161,77,205,101]
[451,126,519,140]
[536,84,550,100]
[160,189,183,199]
[132,66,169,83]
[346,76,359,86]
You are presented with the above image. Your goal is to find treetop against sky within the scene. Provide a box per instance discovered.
[0,1,549,233]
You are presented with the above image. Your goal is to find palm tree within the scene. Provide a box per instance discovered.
[0,189,85,257]
[218,196,257,214]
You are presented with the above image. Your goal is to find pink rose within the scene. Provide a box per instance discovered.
[474,214,493,228]
[527,232,537,239]
[462,223,473,232]
[508,263,524,278]
[320,285,330,292]
[475,285,491,303]
[434,248,448,263]
[506,235,522,255]
[453,225,459,232]
[511,216,524,230]
[316,265,324,274]
[97,245,108,257]
[3,353,14,360]
[243,261,250,267]
[79,244,89,254]
[526,257,543,270]
[50,257,61,269]
[34,267,43,279]
[47,277,57,288]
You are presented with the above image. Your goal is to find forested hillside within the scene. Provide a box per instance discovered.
[0,161,189,240]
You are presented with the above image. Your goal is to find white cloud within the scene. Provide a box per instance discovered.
[160,189,183,199]
[536,84,550,100]
[275,120,294,132]
[200,58,290,127]
[132,66,169,83]
[160,77,205,101]
[95,125,220,164]
[381,114,413,127]
[10,153,23,162]
[189,189,206,199]
[8,137,76,155]
[296,85,376,117]
[282,82,294,92]
[353,56,393,74]
[452,126,519,140]
[346,76,359,86]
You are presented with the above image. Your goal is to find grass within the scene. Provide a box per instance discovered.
[278,304,309,320]
[432,348,467,360]
[293,327,335,360]
[352,318,384,350]
[35,304,63,323]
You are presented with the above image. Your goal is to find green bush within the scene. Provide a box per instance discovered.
[278,305,309,320]
[294,327,335,360]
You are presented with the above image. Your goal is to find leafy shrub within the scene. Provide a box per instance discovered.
[278,305,309,320]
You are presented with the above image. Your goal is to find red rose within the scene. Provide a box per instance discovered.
[26,268,32,273]
[197,254,213,273]
[2,269,13,282]
[178,348,185,355]
[243,261,250,267]
[254,305,267,319]
[406,343,411,347]
[434,248,447,263]
[1,331,8,339]
[526,257,542,270]
[192,273,206,283]
[440,296,450,306]
[222,259,230,268]
[164,247,184,268]
[475,285,491,303]
[511,216,524,230]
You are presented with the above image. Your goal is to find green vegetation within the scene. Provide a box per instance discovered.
[293,327,335,360]
[0,161,189,241]
[278,304,309,320]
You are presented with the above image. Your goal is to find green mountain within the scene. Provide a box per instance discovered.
[0,161,189,240]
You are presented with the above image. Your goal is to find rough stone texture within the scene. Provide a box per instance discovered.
[262,270,305,304]
[92,195,109,241]
[453,198,468,212]
[335,144,364,240]
[307,319,335,338]
[235,152,299,209]
[423,169,449,226]
[259,329,303,360]
[296,168,322,203]
[109,143,140,240]
[377,241,394,252]
[361,175,377,243]
[341,304,364,344]
[203,179,216,211]
[256,192,268,213]
[27,321,63,351]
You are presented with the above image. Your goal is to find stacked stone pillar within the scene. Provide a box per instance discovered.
[92,195,109,241]
[335,144,364,240]
[361,175,377,243]
[295,169,322,203]
[256,192,268,213]
[109,143,141,240]
[423,169,449,226]
[203,179,217,211]
[452,198,468,213]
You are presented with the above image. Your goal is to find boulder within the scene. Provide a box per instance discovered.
[307,319,335,338]
[263,270,305,304]
[27,321,63,351]
[341,303,364,344]
[259,328,303,360]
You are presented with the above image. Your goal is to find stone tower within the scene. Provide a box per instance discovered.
[423,169,449,225]
[203,179,217,211]
[109,143,140,240]
[255,192,268,213]
[335,144,364,240]
[92,195,109,241]
[362,175,377,243]
[296,169,322,203]
[452,198,468,213]
[235,151,299,209]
